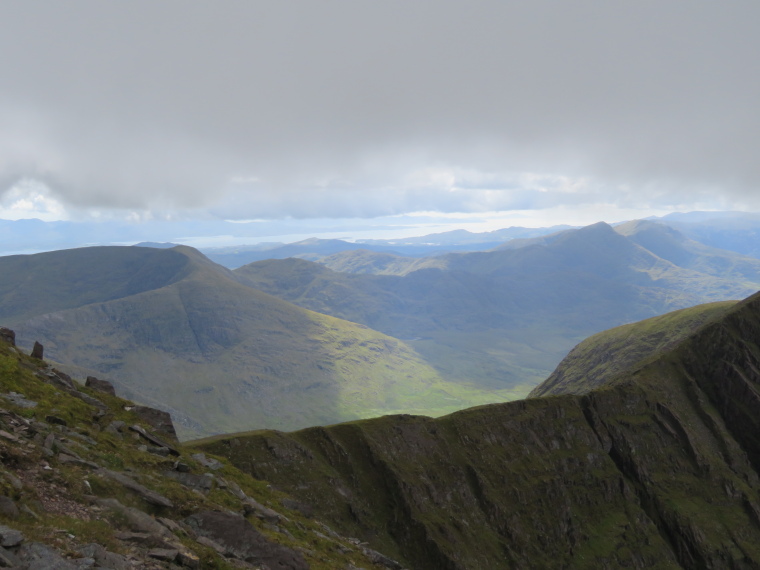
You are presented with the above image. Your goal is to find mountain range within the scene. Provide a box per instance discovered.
[3,218,760,442]
[2,215,760,567]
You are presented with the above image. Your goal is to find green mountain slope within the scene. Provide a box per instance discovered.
[5,246,494,440]
[236,222,760,399]
[530,300,737,397]
[197,290,760,569]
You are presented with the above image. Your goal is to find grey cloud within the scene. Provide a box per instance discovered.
[0,1,758,219]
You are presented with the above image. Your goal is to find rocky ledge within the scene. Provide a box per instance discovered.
[0,330,401,569]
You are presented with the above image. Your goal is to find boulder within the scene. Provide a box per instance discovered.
[0,524,24,547]
[131,406,177,441]
[95,470,173,508]
[85,376,116,396]
[184,510,308,569]
[0,328,15,346]
[30,341,43,360]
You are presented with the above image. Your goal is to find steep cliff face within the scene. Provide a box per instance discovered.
[198,291,760,569]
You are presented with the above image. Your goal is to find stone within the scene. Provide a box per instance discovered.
[191,452,223,470]
[104,421,126,438]
[164,471,214,493]
[71,392,107,411]
[58,454,100,469]
[0,328,15,346]
[0,497,18,520]
[0,392,37,409]
[131,406,178,441]
[0,545,21,568]
[49,369,76,390]
[184,510,309,569]
[16,541,78,569]
[95,499,173,538]
[0,524,24,547]
[147,548,179,562]
[95,469,174,508]
[30,341,43,360]
[77,543,131,570]
[84,376,116,396]
[128,425,180,456]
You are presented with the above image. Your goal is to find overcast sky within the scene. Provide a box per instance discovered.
[1,1,759,231]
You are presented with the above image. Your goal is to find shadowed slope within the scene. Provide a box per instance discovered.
[197,291,760,569]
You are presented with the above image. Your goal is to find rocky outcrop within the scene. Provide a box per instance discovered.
[200,291,760,569]
[184,510,309,569]
[0,326,393,570]
[0,328,14,346]
[29,341,43,359]
[85,375,116,396]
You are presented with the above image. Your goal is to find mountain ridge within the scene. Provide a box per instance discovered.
[197,290,760,569]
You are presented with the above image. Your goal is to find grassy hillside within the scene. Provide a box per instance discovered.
[196,290,760,569]
[7,246,521,440]
[531,300,737,397]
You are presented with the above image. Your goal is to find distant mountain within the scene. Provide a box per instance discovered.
[2,246,489,439]
[237,221,760,398]
[198,290,760,569]
[202,226,575,269]
[655,211,760,258]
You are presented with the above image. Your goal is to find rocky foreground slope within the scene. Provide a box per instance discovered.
[198,290,760,569]
[0,328,401,569]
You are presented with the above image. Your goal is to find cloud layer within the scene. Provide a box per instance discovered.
[1,1,758,219]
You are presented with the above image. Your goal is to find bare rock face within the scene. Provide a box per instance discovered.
[85,376,116,396]
[131,405,178,442]
[0,328,14,346]
[184,510,309,570]
[30,341,43,359]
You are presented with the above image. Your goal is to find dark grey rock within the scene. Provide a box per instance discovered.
[96,499,173,538]
[46,415,68,426]
[0,392,37,409]
[131,406,178,441]
[84,376,116,396]
[0,328,15,346]
[191,452,223,470]
[147,548,179,562]
[184,510,309,569]
[0,524,23,547]
[49,369,76,390]
[128,425,179,456]
[96,469,173,508]
[30,341,43,360]
[164,471,214,493]
[77,543,131,570]
[17,542,78,569]
[71,391,107,411]
[0,545,21,567]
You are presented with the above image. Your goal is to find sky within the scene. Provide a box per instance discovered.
[1,1,759,241]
